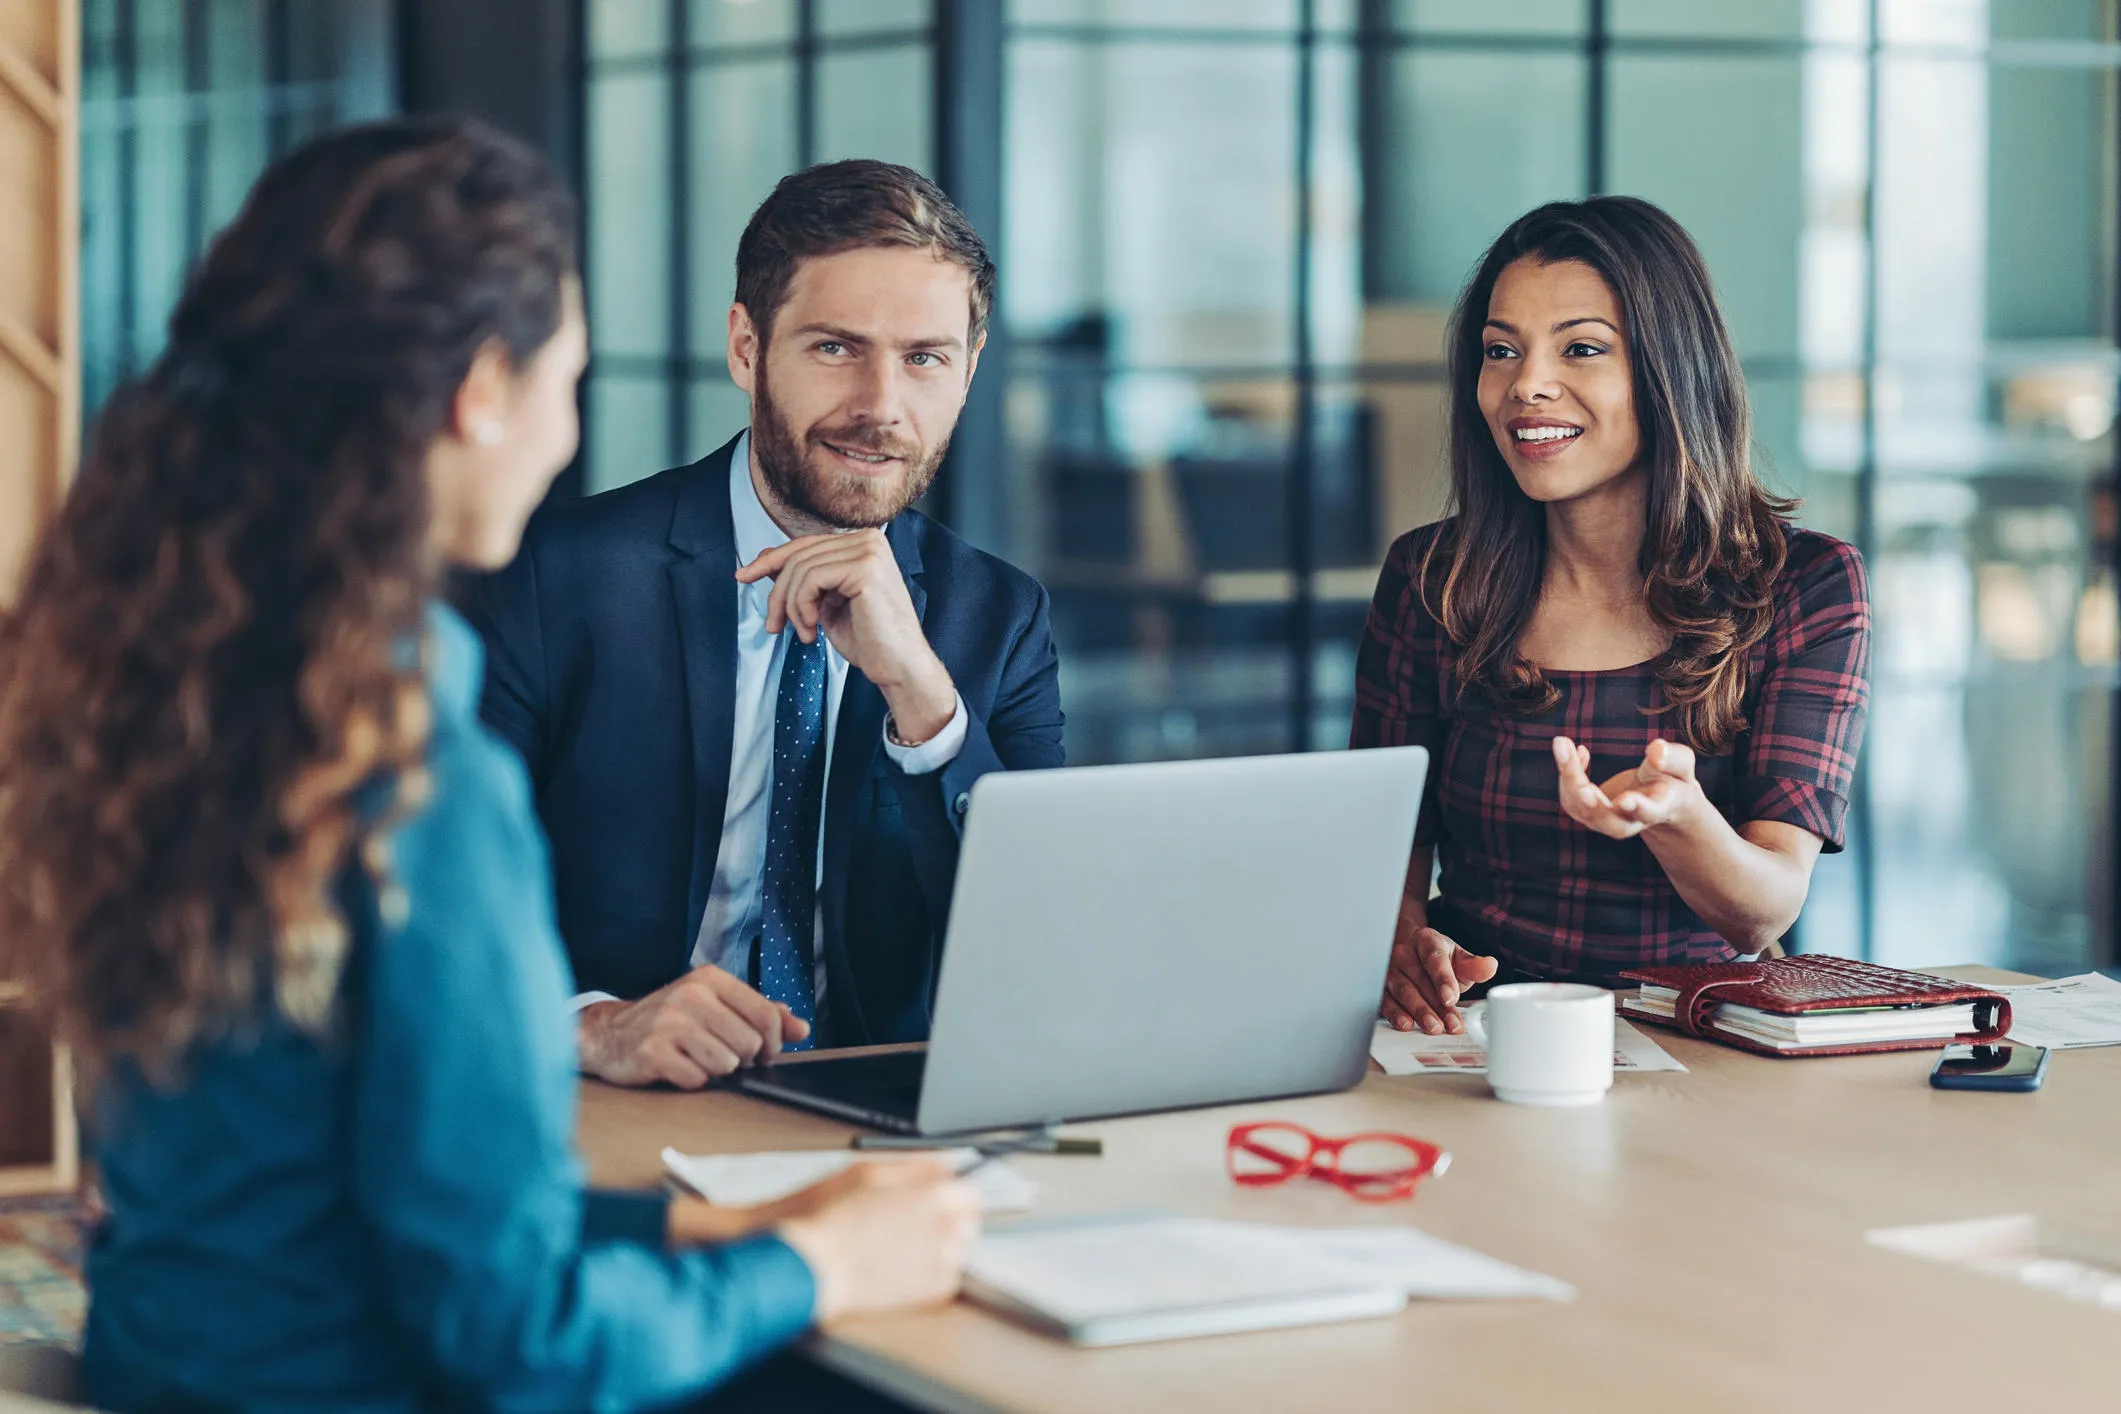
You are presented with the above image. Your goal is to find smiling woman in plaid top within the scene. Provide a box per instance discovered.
[1352,197,1871,1037]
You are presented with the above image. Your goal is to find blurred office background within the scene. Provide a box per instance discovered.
[76,0,2119,975]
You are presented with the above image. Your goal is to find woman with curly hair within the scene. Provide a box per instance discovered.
[0,119,974,1411]
[1353,197,1872,1037]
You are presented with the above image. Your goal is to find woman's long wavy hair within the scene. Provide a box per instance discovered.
[0,119,576,1078]
[1420,197,1795,754]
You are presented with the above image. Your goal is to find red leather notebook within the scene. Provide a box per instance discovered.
[1617,956,2012,1059]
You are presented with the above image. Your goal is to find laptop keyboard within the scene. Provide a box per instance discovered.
[725,1049,931,1131]
[769,1050,927,1103]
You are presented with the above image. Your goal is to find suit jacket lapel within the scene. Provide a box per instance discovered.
[667,438,744,975]
[820,516,927,1042]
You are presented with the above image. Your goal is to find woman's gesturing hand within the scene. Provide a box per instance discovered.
[1380,911,1499,1036]
[1553,735,1707,840]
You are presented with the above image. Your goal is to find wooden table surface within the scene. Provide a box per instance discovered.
[578,967,2121,1414]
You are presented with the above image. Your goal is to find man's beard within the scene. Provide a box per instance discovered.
[751,362,950,530]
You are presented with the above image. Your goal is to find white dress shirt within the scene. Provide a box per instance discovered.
[571,432,968,1018]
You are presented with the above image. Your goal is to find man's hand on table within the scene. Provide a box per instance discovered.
[577,965,810,1087]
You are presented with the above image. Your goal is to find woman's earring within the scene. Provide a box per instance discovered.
[473,421,503,447]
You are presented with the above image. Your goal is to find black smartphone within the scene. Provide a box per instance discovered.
[1930,1043,2049,1092]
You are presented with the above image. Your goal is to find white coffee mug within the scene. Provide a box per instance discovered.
[1467,983,1615,1106]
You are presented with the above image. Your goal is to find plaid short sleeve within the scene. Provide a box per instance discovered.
[1735,530,1872,851]
[1351,525,1449,845]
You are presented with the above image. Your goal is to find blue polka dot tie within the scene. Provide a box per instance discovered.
[758,633,827,1049]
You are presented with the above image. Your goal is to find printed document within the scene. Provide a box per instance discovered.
[1368,1004,1686,1076]
[1996,973,2121,1050]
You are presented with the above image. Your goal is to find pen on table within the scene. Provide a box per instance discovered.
[850,1134,1103,1157]
[954,1139,1102,1177]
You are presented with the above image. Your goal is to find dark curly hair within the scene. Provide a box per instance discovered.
[1421,196,1796,753]
[0,118,577,1077]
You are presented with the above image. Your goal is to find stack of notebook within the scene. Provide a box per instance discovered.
[1618,956,2011,1058]
[962,1215,1572,1346]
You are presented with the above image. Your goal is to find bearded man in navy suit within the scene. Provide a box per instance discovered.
[465,160,1063,1088]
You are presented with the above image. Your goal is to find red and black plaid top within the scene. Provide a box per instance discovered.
[1350,522,1872,983]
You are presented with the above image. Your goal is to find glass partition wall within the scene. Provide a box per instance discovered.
[582,0,936,492]
[581,0,2121,974]
[79,0,396,417]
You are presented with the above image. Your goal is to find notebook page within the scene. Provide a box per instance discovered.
[661,1147,1037,1212]
[966,1217,1395,1324]
[1257,1226,1574,1302]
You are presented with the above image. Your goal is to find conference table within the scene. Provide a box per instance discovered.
[579,966,2121,1414]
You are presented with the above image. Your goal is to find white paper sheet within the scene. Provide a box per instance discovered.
[964,1217,1567,1338]
[1869,1216,2121,1311]
[1996,973,2121,1050]
[968,1218,1400,1326]
[1367,1004,1687,1076]
[1256,1225,1576,1302]
[661,1146,1037,1212]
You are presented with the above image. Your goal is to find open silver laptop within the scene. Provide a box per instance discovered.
[723,746,1428,1135]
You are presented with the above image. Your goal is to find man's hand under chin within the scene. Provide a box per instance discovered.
[576,965,811,1088]
[736,530,958,745]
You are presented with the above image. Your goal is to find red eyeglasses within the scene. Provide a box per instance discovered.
[1226,1121,1451,1203]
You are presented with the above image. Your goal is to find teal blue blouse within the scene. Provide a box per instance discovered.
[85,605,817,1413]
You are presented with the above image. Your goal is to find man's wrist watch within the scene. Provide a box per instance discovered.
[884,713,935,749]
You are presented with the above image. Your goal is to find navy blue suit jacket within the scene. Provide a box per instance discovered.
[461,435,1065,1045]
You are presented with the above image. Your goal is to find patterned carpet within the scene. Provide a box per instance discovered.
[0,1195,87,1347]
